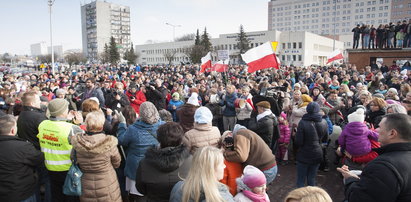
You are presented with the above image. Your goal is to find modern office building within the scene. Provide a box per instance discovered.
[135,30,344,67]
[81,0,131,61]
[268,0,410,49]
[30,42,48,56]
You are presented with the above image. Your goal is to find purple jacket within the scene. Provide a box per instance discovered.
[338,122,379,156]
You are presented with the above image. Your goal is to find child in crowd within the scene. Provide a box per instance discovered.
[277,112,290,165]
[220,131,243,196]
[167,92,184,122]
[235,165,270,202]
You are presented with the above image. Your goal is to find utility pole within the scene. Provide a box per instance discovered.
[165,22,182,41]
[48,0,55,74]
[333,0,337,51]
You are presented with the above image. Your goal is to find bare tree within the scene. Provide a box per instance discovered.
[163,49,177,65]
[65,52,87,67]
[175,33,195,42]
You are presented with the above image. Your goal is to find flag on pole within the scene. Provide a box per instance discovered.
[200,52,212,73]
[241,41,279,73]
[327,50,343,64]
[212,59,229,72]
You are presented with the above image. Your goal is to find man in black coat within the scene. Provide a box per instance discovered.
[338,113,411,202]
[0,115,44,202]
[352,24,362,49]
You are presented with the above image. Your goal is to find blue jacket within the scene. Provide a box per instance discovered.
[324,116,333,135]
[117,120,165,180]
[220,92,237,117]
[167,99,184,122]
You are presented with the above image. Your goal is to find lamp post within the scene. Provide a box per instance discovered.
[48,0,55,74]
[333,0,337,51]
[165,22,182,41]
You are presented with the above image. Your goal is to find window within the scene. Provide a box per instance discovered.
[293,42,297,49]
[287,55,291,61]
[299,42,303,48]
[287,43,291,49]
[298,55,302,61]
[293,55,296,61]
[282,55,285,61]
[282,43,286,49]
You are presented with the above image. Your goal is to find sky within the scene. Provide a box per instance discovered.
[0,0,268,55]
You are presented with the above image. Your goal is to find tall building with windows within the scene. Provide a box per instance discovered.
[81,0,131,61]
[268,0,410,49]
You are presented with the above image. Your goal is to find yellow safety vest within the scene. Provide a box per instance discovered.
[37,120,73,171]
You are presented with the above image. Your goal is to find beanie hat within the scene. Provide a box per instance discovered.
[242,165,266,189]
[294,83,301,89]
[348,108,365,123]
[388,88,398,95]
[373,93,385,99]
[306,102,320,114]
[187,93,200,106]
[139,102,160,124]
[194,106,213,124]
[48,98,69,117]
[172,92,180,100]
[256,101,271,109]
[320,107,330,115]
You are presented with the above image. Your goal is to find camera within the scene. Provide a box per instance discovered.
[130,96,135,100]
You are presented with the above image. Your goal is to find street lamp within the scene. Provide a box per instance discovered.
[48,0,55,74]
[165,22,182,41]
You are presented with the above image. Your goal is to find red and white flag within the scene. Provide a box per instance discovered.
[241,41,279,73]
[200,52,212,73]
[212,59,229,72]
[327,50,343,64]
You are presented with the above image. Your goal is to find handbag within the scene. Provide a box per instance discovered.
[63,149,83,196]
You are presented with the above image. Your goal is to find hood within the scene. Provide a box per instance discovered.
[344,122,370,136]
[193,122,213,131]
[180,104,199,116]
[71,133,117,154]
[145,144,190,172]
[132,119,164,130]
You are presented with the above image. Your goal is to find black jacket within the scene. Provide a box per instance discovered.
[105,92,130,111]
[344,142,411,202]
[146,87,167,111]
[249,113,279,147]
[17,106,47,150]
[0,136,44,202]
[295,116,328,164]
[136,145,192,202]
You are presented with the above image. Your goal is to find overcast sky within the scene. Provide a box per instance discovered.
[1,0,268,55]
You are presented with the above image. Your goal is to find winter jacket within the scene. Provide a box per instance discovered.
[324,116,333,135]
[17,106,47,150]
[278,123,291,144]
[248,114,278,147]
[145,87,167,110]
[184,123,221,154]
[224,128,277,171]
[177,103,199,133]
[338,122,379,156]
[106,92,130,111]
[117,119,164,180]
[289,105,307,128]
[126,90,146,115]
[220,92,238,117]
[71,133,121,202]
[295,114,328,164]
[136,145,192,202]
[205,103,223,127]
[0,136,44,202]
[366,109,385,128]
[220,160,243,196]
[81,87,105,107]
[167,99,184,122]
[344,142,411,202]
[170,181,234,202]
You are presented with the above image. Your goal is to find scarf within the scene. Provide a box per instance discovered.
[257,110,274,122]
[242,190,268,202]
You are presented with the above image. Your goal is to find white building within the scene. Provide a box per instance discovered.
[81,0,131,61]
[30,42,48,56]
[135,30,344,67]
[48,45,64,57]
[268,0,393,49]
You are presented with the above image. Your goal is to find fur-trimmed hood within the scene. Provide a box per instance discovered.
[144,144,191,172]
[71,133,118,154]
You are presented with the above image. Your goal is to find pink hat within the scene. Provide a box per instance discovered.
[242,165,266,189]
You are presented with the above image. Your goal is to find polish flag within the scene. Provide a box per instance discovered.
[212,59,229,72]
[200,52,212,73]
[241,41,279,73]
[327,50,343,64]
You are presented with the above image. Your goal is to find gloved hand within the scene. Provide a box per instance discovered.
[115,110,126,124]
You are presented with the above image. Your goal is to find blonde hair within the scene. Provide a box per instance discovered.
[182,146,226,202]
[284,186,332,202]
[85,111,105,132]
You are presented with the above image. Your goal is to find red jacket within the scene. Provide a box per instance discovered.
[220,160,243,196]
[126,90,146,115]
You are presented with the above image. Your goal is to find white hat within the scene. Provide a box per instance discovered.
[194,107,213,124]
[187,92,200,106]
[348,108,365,123]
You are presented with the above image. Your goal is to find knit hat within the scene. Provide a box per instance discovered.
[373,93,385,99]
[256,101,270,109]
[187,93,200,106]
[55,89,66,96]
[294,83,301,89]
[172,92,180,100]
[194,106,213,124]
[348,108,365,123]
[242,165,266,189]
[48,98,69,117]
[306,102,320,114]
[299,94,313,107]
[320,107,330,115]
[139,102,160,124]
[388,88,398,95]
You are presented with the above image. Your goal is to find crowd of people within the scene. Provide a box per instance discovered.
[0,60,410,202]
[352,19,411,49]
